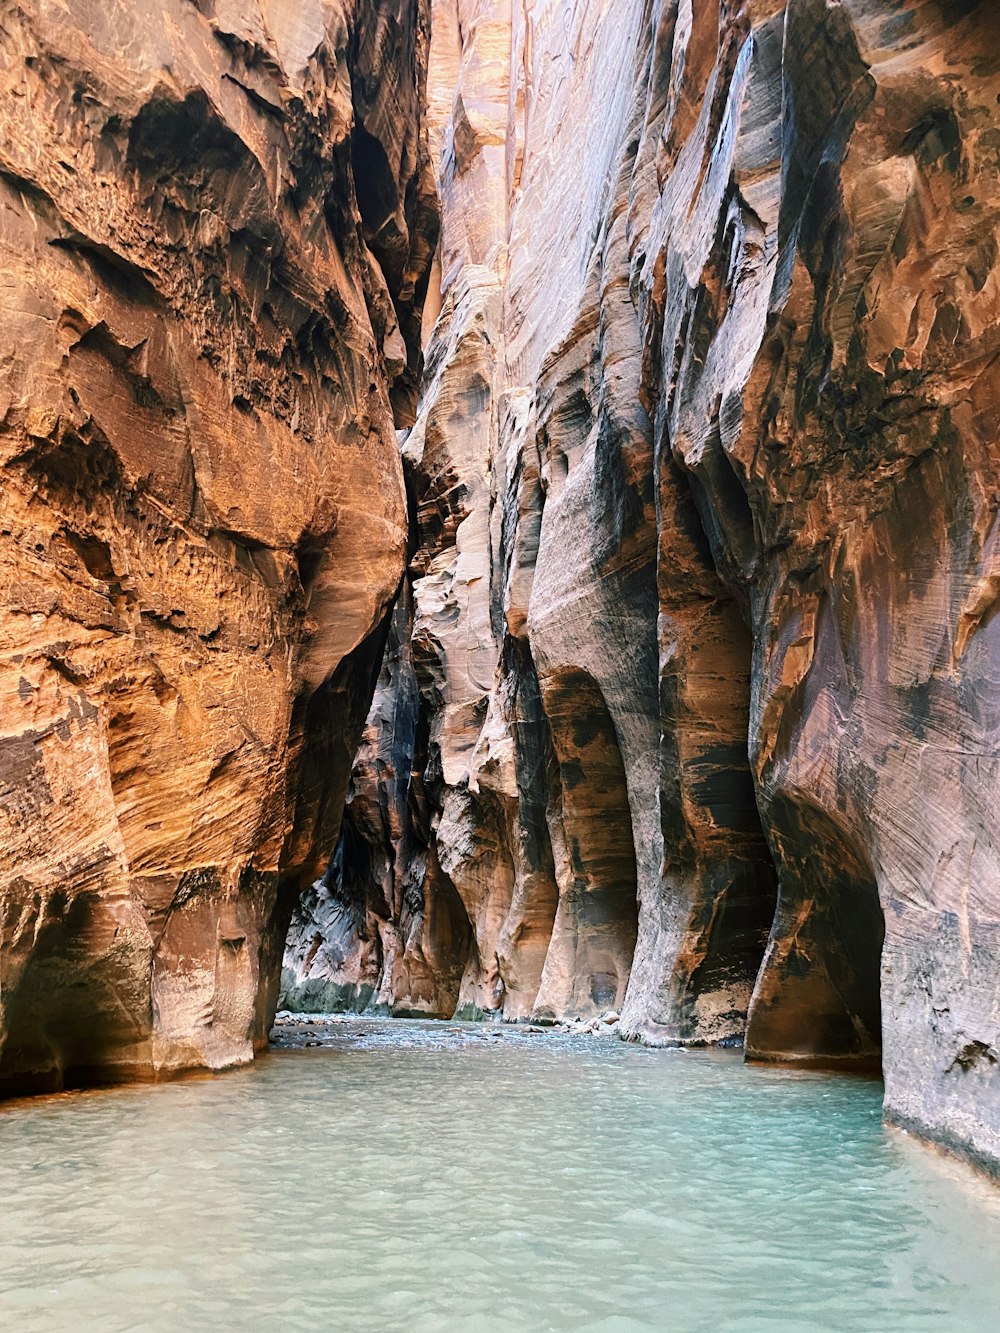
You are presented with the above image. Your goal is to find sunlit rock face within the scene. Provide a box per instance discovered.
[0,0,436,1091]
[283,0,1000,1173]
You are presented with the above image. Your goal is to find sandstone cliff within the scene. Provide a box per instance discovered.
[0,0,436,1091]
[283,0,1000,1175]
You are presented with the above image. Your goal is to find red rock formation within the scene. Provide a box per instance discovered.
[628,0,1000,1169]
[0,0,436,1090]
[283,0,1000,1175]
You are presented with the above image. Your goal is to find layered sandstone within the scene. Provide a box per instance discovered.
[0,0,436,1090]
[283,0,1000,1174]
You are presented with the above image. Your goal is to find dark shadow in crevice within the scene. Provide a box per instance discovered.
[746,793,883,1074]
[537,666,640,1014]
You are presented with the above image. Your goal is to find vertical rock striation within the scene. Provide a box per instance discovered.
[0,0,436,1090]
[284,0,1000,1175]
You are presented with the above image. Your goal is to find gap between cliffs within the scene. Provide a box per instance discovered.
[278,0,899,1087]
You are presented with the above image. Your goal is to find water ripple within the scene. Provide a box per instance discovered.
[0,1017,997,1331]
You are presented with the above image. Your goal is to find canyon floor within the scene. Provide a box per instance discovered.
[1,1017,999,1332]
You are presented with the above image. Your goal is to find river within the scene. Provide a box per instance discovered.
[0,1017,997,1331]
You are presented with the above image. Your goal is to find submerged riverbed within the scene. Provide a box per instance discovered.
[0,1017,998,1331]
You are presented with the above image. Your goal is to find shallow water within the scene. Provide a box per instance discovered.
[0,1018,998,1332]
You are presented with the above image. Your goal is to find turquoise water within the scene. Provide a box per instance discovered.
[0,1017,998,1332]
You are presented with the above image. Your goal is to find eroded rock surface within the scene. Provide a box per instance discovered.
[0,0,436,1090]
[283,0,1000,1175]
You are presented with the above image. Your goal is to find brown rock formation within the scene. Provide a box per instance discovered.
[283,0,1000,1175]
[0,0,436,1091]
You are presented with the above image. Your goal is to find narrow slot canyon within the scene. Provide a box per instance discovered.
[2,0,1000,1329]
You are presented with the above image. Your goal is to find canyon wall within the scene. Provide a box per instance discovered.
[0,0,436,1091]
[283,0,1000,1174]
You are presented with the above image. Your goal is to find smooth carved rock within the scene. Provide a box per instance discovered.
[284,0,1000,1175]
[0,0,436,1091]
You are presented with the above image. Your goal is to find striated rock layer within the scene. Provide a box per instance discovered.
[283,0,1000,1174]
[0,0,436,1090]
